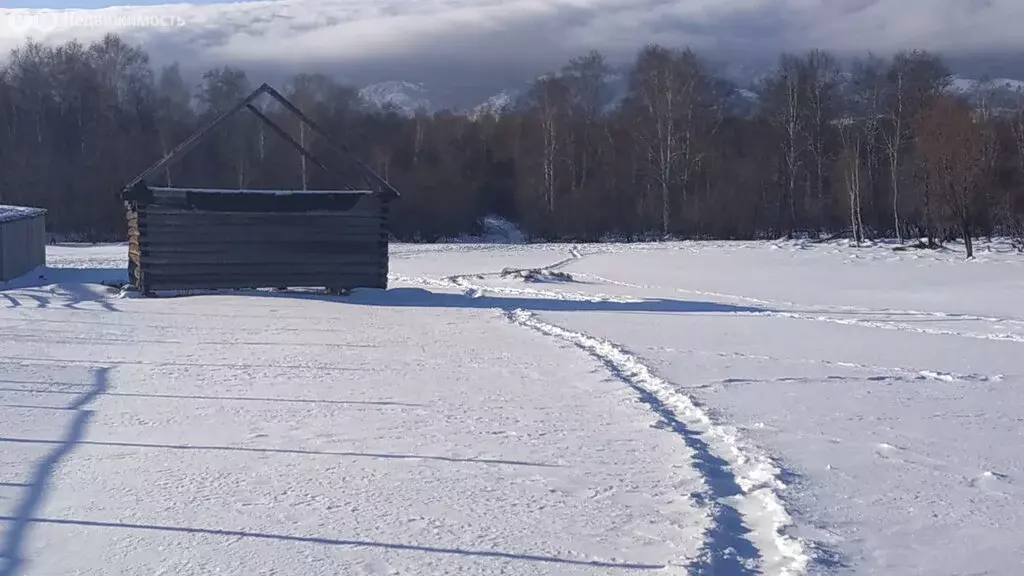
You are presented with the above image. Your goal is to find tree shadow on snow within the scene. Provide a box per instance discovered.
[0,369,654,572]
[0,368,626,573]
[1,266,127,291]
[1,267,126,312]
[0,516,667,570]
[0,367,110,576]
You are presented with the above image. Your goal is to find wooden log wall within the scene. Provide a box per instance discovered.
[126,187,389,294]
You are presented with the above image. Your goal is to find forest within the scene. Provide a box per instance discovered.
[1,34,1023,255]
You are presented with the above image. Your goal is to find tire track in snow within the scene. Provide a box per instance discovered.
[508,309,809,576]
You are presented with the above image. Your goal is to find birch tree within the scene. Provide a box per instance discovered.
[801,50,842,230]
[883,50,951,242]
[848,55,887,227]
[626,44,717,235]
[562,51,610,198]
[838,121,865,244]
[523,76,571,216]
[760,54,805,233]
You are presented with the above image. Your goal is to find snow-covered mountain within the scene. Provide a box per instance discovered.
[358,81,435,116]
[470,90,516,120]
[356,73,1024,119]
[357,80,520,118]
[949,77,1024,94]
[948,76,1024,109]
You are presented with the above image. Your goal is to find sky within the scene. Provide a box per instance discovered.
[5,0,228,7]
[1,0,1023,84]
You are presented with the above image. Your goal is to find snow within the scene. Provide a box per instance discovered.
[737,88,758,101]
[949,76,1024,94]
[358,81,434,116]
[0,205,45,224]
[446,216,527,244]
[2,239,1024,574]
[470,91,515,120]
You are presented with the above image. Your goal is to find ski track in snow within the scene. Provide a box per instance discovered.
[389,242,1019,574]
[401,266,1024,346]
[393,245,1024,345]
[508,310,809,576]
[391,249,812,575]
[645,346,1004,386]
[573,271,1024,344]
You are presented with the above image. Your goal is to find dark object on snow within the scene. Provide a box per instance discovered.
[499,267,574,283]
[121,83,399,296]
[891,240,950,252]
[0,205,46,282]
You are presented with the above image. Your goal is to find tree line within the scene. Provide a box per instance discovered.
[1,34,1023,255]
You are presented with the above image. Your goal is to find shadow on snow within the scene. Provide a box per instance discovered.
[211,286,768,315]
[0,516,665,570]
[1,267,125,312]
[0,367,110,576]
[0,436,559,468]
[0,367,645,572]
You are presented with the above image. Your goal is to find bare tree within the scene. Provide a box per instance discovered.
[760,54,806,233]
[523,76,571,216]
[848,54,887,228]
[196,67,255,188]
[561,51,610,198]
[1009,107,1024,247]
[838,120,865,244]
[883,51,951,242]
[917,97,985,258]
[3,33,1022,246]
[626,45,720,236]
[882,56,911,242]
[1006,107,1024,187]
[801,50,842,230]
[155,63,192,186]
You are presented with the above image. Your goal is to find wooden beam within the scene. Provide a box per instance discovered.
[244,103,351,189]
[261,84,400,199]
[123,84,271,191]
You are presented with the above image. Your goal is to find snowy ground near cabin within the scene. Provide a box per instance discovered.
[1,239,1023,575]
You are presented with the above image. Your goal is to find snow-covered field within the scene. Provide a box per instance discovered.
[2,239,1022,575]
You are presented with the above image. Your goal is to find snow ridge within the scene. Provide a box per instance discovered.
[507,309,810,576]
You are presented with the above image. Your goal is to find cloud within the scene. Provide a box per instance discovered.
[0,0,1022,74]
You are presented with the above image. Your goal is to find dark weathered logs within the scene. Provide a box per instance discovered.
[125,186,392,294]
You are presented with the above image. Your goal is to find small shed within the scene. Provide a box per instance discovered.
[122,83,400,295]
[0,205,47,282]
